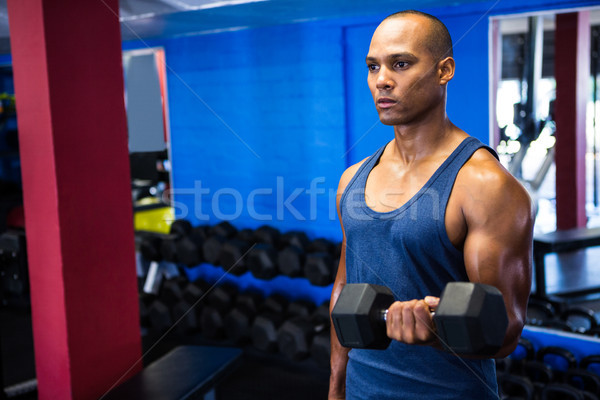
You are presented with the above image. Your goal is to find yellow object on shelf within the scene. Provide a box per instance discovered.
[134,202,174,234]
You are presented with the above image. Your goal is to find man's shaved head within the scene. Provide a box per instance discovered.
[383,10,453,61]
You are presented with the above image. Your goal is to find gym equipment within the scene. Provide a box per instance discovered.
[565,368,600,396]
[497,372,535,400]
[540,383,588,400]
[210,221,238,238]
[147,276,189,333]
[171,280,210,335]
[252,225,280,246]
[537,346,577,380]
[223,292,264,344]
[247,243,278,280]
[527,298,557,326]
[504,337,535,376]
[331,282,508,355]
[202,222,238,265]
[138,233,163,262]
[277,302,330,361]
[159,219,194,263]
[102,345,242,400]
[223,293,288,345]
[277,231,310,277]
[251,299,314,353]
[176,225,210,267]
[310,330,331,369]
[561,306,598,334]
[581,355,600,376]
[304,252,335,286]
[200,285,238,339]
[307,238,335,254]
[219,238,250,276]
[0,229,30,305]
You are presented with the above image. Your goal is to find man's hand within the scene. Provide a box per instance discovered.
[385,296,439,345]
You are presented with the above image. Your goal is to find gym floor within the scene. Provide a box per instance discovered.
[4,245,600,399]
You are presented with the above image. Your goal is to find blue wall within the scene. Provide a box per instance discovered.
[124,0,600,241]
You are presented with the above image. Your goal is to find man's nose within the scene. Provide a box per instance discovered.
[376,67,395,90]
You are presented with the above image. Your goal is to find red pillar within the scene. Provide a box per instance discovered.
[7,1,142,399]
[554,11,590,230]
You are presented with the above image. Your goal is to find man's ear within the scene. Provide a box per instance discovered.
[438,57,455,85]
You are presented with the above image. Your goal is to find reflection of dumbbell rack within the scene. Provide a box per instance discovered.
[497,337,600,399]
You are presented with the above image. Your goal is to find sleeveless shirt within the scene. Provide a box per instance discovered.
[339,136,500,399]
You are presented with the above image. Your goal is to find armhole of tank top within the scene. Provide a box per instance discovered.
[339,146,386,219]
[437,142,497,256]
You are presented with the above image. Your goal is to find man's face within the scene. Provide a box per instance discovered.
[366,16,445,126]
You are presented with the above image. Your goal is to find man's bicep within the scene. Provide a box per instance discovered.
[461,173,534,327]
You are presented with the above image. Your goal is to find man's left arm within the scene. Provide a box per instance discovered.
[460,151,535,358]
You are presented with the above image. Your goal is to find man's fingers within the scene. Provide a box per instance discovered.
[386,299,435,344]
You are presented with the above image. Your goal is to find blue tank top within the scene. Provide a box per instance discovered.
[340,136,500,400]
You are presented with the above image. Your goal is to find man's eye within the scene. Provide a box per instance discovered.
[395,61,408,69]
[367,64,379,72]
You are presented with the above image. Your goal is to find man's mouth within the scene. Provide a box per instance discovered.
[377,98,397,109]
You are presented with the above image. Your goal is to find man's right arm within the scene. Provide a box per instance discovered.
[329,162,364,399]
[329,240,348,399]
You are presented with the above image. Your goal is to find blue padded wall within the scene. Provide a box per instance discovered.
[123,0,600,240]
[160,23,345,240]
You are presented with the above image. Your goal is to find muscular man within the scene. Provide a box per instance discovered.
[329,10,533,399]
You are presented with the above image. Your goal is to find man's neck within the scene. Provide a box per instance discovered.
[390,114,458,165]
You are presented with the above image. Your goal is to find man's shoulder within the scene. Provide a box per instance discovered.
[338,157,369,195]
[456,147,532,214]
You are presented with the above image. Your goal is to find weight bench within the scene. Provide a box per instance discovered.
[533,226,600,300]
[103,345,242,400]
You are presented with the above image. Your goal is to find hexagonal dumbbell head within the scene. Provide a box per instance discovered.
[434,282,508,355]
[331,284,394,349]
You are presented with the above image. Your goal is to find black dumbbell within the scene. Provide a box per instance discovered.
[223,292,264,344]
[252,225,280,247]
[137,233,163,262]
[331,282,508,355]
[304,252,335,286]
[210,221,238,238]
[202,222,238,265]
[219,238,251,276]
[307,238,335,254]
[176,225,210,267]
[247,243,278,280]
[200,284,238,339]
[251,298,314,353]
[147,276,189,333]
[139,293,154,329]
[277,232,310,277]
[171,279,210,334]
[159,220,194,263]
[277,302,330,361]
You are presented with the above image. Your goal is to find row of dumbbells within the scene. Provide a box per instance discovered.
[139,277,331,368]
[137,220,341,286]
[496,338,600,399]
[527,298,599,336]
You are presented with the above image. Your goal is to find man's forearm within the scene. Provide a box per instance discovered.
[329,333,349,399]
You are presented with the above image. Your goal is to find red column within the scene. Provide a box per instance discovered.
[554,11,590,230]
[7,1,142,399]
